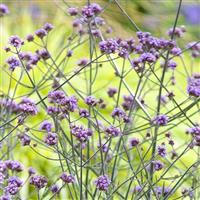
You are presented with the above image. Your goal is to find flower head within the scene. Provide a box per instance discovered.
[44,132,58,146]
[40,120,53,132]
[60,172,75,183]
[152,114,168,126]
[19,98,38,115]
[187,74,200,97]
[6,56,20,71]
[94,175,111,191]
[0,4,9,17]
[30,175,48,189]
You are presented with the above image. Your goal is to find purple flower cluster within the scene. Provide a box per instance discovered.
[70,124,93,143]
[81,3,102,18]
[94,175,111,191]
[30,175,48,189]
[0,99,19,113]
[154,186,171,197]
[9,35,24,48]
[5,160,23,172]
[60,172,75,183]
[121,95,134,111]
[0,4,9,17]
[111,107,130,123]
[40,120,53,132]
[152,114,169,126]
[187,126,200,146]
[167,26,186,38]
[6,56,20,71]
[79,108,90,118]
[99,38,135,58]
[85,96,98,106]
[6,176,23,195]
[68,7,79,16]
[129,137,140,147]
[18,133,31,146]
[187,41,200,58]
[19,52,40,70]
[187,74,200,97]
[152,160,164,171]
[107,87,117,98]
[18,98,38,115]
[35,23,53,39]
[44,132,58,146]
[48,90,78,112]
[157,143,167,157]
[36,49,50,60]
[105,125,121,137]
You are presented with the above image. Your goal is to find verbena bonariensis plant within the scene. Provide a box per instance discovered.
[0,1,200,199]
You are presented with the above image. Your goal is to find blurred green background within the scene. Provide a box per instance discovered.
[0,0,200,199]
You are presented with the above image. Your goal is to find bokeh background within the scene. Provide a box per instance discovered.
[0,0,200,199]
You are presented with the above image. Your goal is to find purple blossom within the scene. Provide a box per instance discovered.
[62,96,78,112]
[0,99,19,113]
[0,195,10,200]
[155,186,171,197]
[91,29,101,38]
[5,160,23,172]
[40,120,53,132]
[157,144,167,157]
[91,17,105,26]
[19,98,38,115]
[30,175,48,189]
[167,26,186,38]
[48,90,66,104]
[79,109,90,118]
[8,176,23,187]
[26,34,34,42]
[44,132,58,146]
[68,7,78,16]
[99,39,119,54]
[167,60,177,69]
[97,143,108,153]
[153,160,164,171]
[47,106,61,115]
[43,23,54,32]
[133,185,142,193]
[107,87,117,97]
[67,50,73,57]
[122,95,134,111]
[111,107,126,119]
[70,124,93,143]
[35,28,47,39]
[77,58,88,66]
[187,41,200,52]
[140,52,156,63]
[18,133,31,146]
[60,172,75,183]
[85,96,98,106]
[28,167,36,176]
[81,3,102,18]
[170,47,181,55]
[6,56,20,71]
[0,4,9,17]
[37,49,50,60]
[187,74,200,97]
[50,184,59,193]
[105,125,121,137]
[94,175,111,191]
[152,114,169,126]
[9,35,24,48]
[0,161,7,173]
[129,137,140,147]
